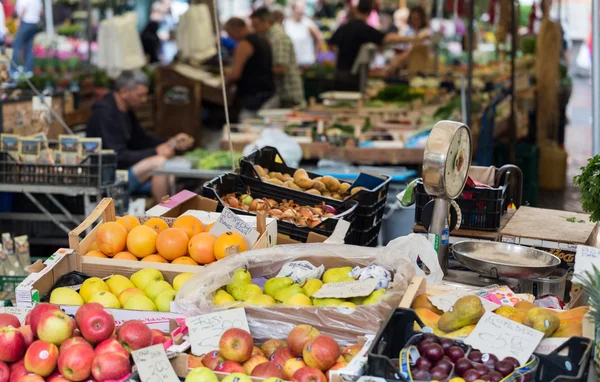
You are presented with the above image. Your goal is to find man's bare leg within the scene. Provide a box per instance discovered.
[130,155,171,201]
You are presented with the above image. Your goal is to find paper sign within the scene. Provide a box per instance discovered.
[209,208,259,249]
[0,307,31,324]
[186,307,250,356]
[428,290,501,313]
[131,344,179,382]
[464,312,544,366]
[573,245,600,283]
[32,96,52,111]
[324,220,350,244]
[312,279,378,298]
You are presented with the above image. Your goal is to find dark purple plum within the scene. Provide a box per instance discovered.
[417,340,434,355]
[503,356,520,369]
[455,357,473,376]
[468,350,483,363]
[424,343,444,362]
[434,358,453,374]
[446,345,466,362]
[411,369,431,381]
[463,369,482,382]
[481,370,504,382]
[483,353,498,368]
[494,360,516,377]
[430,366,449,380]
[439,338,455,351]
[415,356,432,371]
[422,333,440,343]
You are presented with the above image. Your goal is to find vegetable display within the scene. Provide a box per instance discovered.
[573,155,600,222]
[185,149,243,170]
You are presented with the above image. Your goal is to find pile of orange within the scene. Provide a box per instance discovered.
[85,215,249,265]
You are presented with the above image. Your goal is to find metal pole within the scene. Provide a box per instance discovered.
[509,0,517,164]
[466,0,475,128]
[86,0,93,66]
[593,0,600,155]
[44,0,54,41]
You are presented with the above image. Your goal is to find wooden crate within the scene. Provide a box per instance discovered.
[1,95,65,138]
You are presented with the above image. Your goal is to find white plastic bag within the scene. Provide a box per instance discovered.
[242,128,302,167]
[387,234,444,284]
[576,43,591,72]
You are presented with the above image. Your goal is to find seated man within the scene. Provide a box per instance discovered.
[87,70,193,200]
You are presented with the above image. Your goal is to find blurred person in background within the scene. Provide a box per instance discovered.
[10,0,41,78]
[284,0,323,67]
[387,5,430,72]
[141,20,161,64]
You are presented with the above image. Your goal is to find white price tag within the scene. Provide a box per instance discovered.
[32,96,52,111]
[209,208,259,250]
[312,279,378,299]
[573,245,600,283]
[428,290,500,312]
[186,307,250,356]
[276,261,324,284]
[131,344,179,382]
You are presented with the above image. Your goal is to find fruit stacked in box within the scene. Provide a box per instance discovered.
[0,303,170,382]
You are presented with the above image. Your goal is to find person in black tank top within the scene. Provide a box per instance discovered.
[224,18,276,120]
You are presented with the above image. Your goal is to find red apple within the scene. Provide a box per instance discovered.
[0,314,20,329]
[94,338,128,358]
[0,360,9,382]
[252,346,264,357]
[91,352,131,381]
[57,343,96,381]
[243,355,268,375]
[341,345,363,362]
[46,373,71,382]
[9,360,23,373]
[261,339,285,359]
[218,328,253,363]
[270,347,294,369]
[24,313,31,326]
[116,320,152,353]
[214,360,245,373]
[24,340,59,377]
[150,329,169,345]
[37,310,75,346]
[302,335,341,371]
[250,362,284,378]
[187,355,204,369]
[77,308,114,345]
[59,337,92,354]
[293,366,327,382]
[74,304,104,327]
[288,325,320,357]
[9,364,27,382]
[201,351,225,370]
[0,327,26,362]
[18,326,33,348]
[16,375,44,382]
[326,362,348,379]
[284,357,307,380]
[29,304,60,337]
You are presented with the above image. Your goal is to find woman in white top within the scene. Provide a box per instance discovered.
[11,0,42,78]
[284,0,323,67]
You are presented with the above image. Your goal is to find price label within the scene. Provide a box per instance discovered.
[131,344,179,382]
[186,307,250,356]
[573,245,600,283]
[209,208,259,250]
[465,312,544,366]
[312,279,378,298]
[428,290,500,312]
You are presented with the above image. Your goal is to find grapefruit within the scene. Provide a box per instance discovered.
[156,228,189,261]
[141,254,168,263]
[171,256,198,265]
[113,251,138,261]
[204,222,215,232]
[86,250,107,258]
[96,222,127,256]
[214,231,248,260]
[127,225,158,258]
[88,241,99,252]
[144,218,169,234]
[188,232,217,264]
[172,215,204,239]
[116,215,141,232]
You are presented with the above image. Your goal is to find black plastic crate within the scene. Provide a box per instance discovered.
[203,173,358,243]
[0,151,116,187]
[239,146,391,244]
[414,179,508,231]
[534,336,593,382]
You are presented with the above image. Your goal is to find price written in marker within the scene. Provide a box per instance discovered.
[573,245,600,283]
[131,344,179,382]
[186,308,250,356]
[209,208,259,249]
[312,279,378,299]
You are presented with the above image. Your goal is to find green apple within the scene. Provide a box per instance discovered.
[222,373,252,382]
[144,280,174,301]
[231,284,262,301]
[245,294,276,305]
[362,289,386,305]
[302,279,323,296]
[155,290,177,312]
[225,269,252,294]
[264,277,294,297]
[284,293,313,306]
[185,367,218,382]
[130,268,164,290]
[322,267,354,283]
[312,297,344,307]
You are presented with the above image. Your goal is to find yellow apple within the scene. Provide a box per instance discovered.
[50,287,84,305]
[79,277,109,302]
[123,295,157,311]
[144,280,174,301]
[118,288,145,306]
[105,275,135,296]
[89,290,120,308]
[155,290,177,312]
[130,268,164,290]
[173,272,194,291]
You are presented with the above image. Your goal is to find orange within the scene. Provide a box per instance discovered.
[141,254,168,263]
[172,215,204,239]
[88,241,99,252]
[116,215,141,232]
[204,222,215,232]
[171,256,198,265]
[156,228,189,261]
[113,251,138,261]
[86,250,108,258]
[96,222,127,256]
[144,218,169,234]
[188,232,217,264]
[214,231,248,260]
[127,225,158,259]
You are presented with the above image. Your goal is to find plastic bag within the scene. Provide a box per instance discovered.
[242,128,302,168]
[387,234,444,285]
[175,243,415,345]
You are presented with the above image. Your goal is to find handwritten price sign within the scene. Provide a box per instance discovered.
[465,312,544,366]
[186,308,250,356]
[312,279,378,298]
[209,208,258,250]
[131,344,179,382]
[573,245,600,283]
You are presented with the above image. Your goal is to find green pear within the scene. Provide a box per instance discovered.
[231,284,262,301]
[302,279,323,297]
[273,284,304,302]
[245,294,276,306]
[312,297,345,306]
[349,296,365,305]
[225,269,252,294]
[264,277,294,297]
[213,290,235,305]
[322,267,354,283]
[284,294,313,306]
[339,302,357,309]
[362,289,386,305]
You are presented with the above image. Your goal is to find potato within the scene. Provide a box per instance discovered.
[323,191,332,197]
[313,176,323,183]
[255,165,268,177]
[266,178,284,186]
[321,176,341,192]
[282,173,292,181]
[284,180,302,190]
[306,189,321,196]
[351,186,366,196]
[269,172,284,181]
[312,181,327,193]
[339,183,351,194]
[294,169,314,189]
[332,193,343,200]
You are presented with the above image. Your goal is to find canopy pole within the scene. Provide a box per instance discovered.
[593,0,600,155]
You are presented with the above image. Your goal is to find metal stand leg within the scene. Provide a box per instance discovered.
[46,194,79,226]
[23,192,72,235]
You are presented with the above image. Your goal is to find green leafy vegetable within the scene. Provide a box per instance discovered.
[185,149,242,170]
[573,155,600,222]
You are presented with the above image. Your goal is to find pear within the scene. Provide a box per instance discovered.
[312,298,344,306]
[322,267,354,283]
[231,284,262,301]
[273,284,304,302]
[245,294,276,306]
[284,294,313,306]
[438,295,484,333]
[339,302,357,309]
[214,290,235,305]
[264,277,294,297]
[225,269,252,294]
[349,296,365,305]
[302,279,323,297]
[362,289,386,305]
[523,307,559,338]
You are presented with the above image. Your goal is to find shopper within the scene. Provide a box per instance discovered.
[387,5,430,72]
[86,70,194,201]
[284,0,323,67]
[223,17,276,120]
[251,7,304,108]
[10,0,42,78]
[140,21,161,64]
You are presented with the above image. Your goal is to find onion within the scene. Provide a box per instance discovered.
[324,205,339,215]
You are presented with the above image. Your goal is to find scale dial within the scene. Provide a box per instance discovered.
[423,121,472,199]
